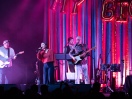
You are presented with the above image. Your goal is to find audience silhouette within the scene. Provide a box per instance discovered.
[0,81,130,99]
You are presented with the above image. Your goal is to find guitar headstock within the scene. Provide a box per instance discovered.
[92,46,96,49]
[18,51,24,54]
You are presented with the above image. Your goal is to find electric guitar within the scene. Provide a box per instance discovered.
[72,46,96,65]
[0,51,24,68]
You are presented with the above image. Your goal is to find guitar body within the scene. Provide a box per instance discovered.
[73,56,82,65]
[0,51,24,68]
[72,46,96,65]
[0,60,10,68]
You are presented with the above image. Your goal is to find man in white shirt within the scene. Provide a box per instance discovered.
[0,40,16,84]
[69,36,90,84]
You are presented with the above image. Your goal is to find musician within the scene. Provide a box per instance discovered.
[69,36,90,84]
[64,37,75,73]
[37,42,57,85]
[0,40,16,84]
[123,70,132,95]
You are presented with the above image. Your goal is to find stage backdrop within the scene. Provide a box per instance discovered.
[43,0,132,87]
[0,0,132,87]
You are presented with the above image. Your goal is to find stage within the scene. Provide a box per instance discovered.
[0,1,131,98]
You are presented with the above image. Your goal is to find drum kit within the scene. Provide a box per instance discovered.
[100,64,120,72]
[98,64,121,92]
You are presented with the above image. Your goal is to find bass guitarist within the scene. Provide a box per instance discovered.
[69,36,91,84]
[0,40,16,84]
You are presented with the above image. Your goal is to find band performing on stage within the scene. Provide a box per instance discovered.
[0,39,122,87]
[0,37,129,94]
[1,0,132,98]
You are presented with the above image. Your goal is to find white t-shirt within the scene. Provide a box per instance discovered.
[0,46,15,67]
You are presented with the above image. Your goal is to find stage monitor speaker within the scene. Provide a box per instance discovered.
[0,84,17,91]
[124,75,132,93]
[66,73,75,80]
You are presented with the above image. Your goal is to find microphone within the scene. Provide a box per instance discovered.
[36,47,42,52]
[38,47,42,50]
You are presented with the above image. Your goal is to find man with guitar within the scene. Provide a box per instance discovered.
[0,40,22,84]
[69,36,96,84]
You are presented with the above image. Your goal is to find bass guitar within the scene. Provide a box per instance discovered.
[0,51,24,68]
[72,46,96,65]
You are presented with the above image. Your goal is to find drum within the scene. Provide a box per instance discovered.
[100,64,111,71]
[110,64,120,72]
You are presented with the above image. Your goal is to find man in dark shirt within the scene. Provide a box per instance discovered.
[64,37,75,73]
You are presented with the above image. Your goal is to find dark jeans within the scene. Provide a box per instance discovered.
[43,62,54,85]
[0,67,13,84]
[68,64,75,72]
[66,61,75,73]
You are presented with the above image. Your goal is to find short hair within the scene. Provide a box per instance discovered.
[68,37,73,43]
[3,40,9,44]
[41,42,48,48]
[76,36,81,40]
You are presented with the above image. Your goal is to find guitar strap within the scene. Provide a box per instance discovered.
[8,48,10,58]
[4,48,10,67]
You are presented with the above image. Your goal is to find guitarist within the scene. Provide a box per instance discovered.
[69,36,90,84]
[0,40,16,84]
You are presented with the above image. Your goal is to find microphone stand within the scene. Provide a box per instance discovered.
[121,60,124,86]
[63,45,68,82]
[84,47,95,85]
[35,48,42,85]
[104,49,114,93]
[90,55,95,81]
[96,54,102,83]
[64,50,67,82]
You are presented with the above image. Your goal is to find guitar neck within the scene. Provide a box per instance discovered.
[15,53,19,56]
[79,49,91,57]
[13,53,18,57]
[79,47,96,57]
[14,51,24,57]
